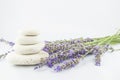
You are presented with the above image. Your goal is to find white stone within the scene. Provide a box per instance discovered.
[6,51,49,65]
[14,42,45,55]
[21,28,40,36]
[16,35,40,45]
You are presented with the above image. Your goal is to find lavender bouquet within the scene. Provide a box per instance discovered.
[35,30,120,72]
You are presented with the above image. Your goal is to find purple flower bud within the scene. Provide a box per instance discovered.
[47,61,53,68]
[9,42,15,46]
[95,61,100,66]
[60,59,63,63]
[69,49,75,55]
[77,54,81,57]
[71,64,75,67]
[94,45,100,50]
[54,66,62,72]
[93,51,100,56]
[34,66,38,70]
[80,49,86,55]
[68,49,75,58]
[43,48,49,52]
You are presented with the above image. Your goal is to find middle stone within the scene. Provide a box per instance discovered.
[14,42,45,55]
[16,35,40,45]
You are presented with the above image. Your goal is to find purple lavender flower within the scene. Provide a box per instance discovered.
[9,42,15,46]
[77,54,81,58]
[80,49,86,55]
[43,47,49,52]
[47,61,53,68]
[44,38,94,54]
[95,56,101,66]
[92,46,101,55]
[34,66,38,70]
[54,58,80,72]
[95,61,100,66]
[69,49,74,54]
[54,66,62,72]
[68,49,75,57]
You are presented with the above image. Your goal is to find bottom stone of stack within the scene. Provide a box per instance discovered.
[6,51,49,65]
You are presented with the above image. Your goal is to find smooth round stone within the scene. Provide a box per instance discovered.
[16,35,40,45]
[14,42,45,55]
[21,28,40,36]
[6,51,49,65]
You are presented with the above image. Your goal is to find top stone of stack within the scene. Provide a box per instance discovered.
[21,28,40,36]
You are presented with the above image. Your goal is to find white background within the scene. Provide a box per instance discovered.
[0,0,120,80]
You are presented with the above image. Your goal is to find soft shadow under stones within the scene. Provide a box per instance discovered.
[12,65,48,71]
[9,55,95,72]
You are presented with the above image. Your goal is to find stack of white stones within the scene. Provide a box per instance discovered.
[7,28,49,65]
